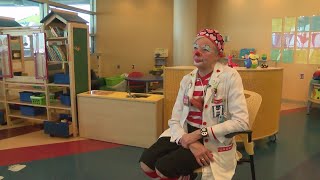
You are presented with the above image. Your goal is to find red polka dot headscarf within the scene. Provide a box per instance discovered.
[197,28,224,57]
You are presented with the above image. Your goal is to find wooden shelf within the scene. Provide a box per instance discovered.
[46,37,67,41]
[5,82,45,87]
[47,83,70,87]
[48,61,68,65]
[6,87,46,93]
[9,110,47,122]
[7,98,47,107]
[48,101,71,110]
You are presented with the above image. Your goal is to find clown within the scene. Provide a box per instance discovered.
[140,29,249,180]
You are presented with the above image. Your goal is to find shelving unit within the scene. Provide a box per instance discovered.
[0,10,90,137]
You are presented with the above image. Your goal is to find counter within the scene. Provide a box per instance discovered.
[77,91,164,148]
[163,66,283,140]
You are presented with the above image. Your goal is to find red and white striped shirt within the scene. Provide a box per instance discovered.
[187,71,212,128]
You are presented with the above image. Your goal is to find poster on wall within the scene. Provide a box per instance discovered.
[296,32,309,48]
[272,18,283,32]
[282,49,294,63]
[310,32,320,48]
[295,49,308,64]
[283,33,295,48]
[284,17,296,32]
[309,49,320,64]
[271,49,281,61]
[272,33,282,48]
[297,16,310,32]
[311,16,320,31]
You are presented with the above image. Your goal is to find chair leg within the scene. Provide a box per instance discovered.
[249,155,256,180]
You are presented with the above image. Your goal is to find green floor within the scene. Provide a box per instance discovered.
[0,108,319,180]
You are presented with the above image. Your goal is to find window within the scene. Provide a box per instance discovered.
[47,0,96,53]
[0,1,41,26]
[0,0,96,53]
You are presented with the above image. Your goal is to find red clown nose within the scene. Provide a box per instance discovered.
[194,50,201,56]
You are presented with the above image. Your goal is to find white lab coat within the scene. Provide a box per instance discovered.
[160,62,249,180]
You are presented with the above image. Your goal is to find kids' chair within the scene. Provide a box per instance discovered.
[194,90,262,180]
[127,71,146,93]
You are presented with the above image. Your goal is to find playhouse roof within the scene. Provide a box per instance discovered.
[40,9,88,24]
[0,16,22,27]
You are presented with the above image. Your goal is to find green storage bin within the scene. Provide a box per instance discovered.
[30,96,46,105]
[104,76,124,86]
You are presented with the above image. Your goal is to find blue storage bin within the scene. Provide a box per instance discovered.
[0,110,5,125]
[54,73,70,84]
[19,91,33,102]
[20,106,46,116]
[44,121,71,137]
[9,104,20,110]
[60,94,71,106]
[59,113,72,121]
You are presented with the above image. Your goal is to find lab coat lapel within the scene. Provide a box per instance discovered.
[187,69,198,99]
[204,62,224,105]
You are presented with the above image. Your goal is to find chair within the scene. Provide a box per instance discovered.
[194,90,262,180]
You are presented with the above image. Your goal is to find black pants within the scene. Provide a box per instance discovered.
[139,124,202,178]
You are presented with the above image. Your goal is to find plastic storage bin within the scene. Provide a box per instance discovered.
[60,94,71,106]
[59,113,72,121]
[20,106,46,116]
[44,121,71,137]
[19,91,33,102]
[30,96,46,105]
[54,73,70,84]
[0,110,5,125]
[104,76,124,86]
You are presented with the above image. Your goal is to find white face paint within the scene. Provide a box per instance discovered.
[193,37,219,69]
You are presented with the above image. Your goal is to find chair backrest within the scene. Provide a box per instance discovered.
[244,90,262,129]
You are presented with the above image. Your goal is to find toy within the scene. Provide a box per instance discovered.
[227,55,239,68]
[261,63,268,68]
[261,54,267,60]
[313,67,320,80]
[249,51,259,68]
[240,48,255,59]
[244,58,252,68]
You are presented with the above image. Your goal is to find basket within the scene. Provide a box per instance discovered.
[104,76,124,86]
[30,96,46,105]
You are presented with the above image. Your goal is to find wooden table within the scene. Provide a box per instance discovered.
[125,75,163,93]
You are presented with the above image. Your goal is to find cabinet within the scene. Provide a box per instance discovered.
[307,82,320,114]
[0,10,90,137]
[78,91,164,148]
